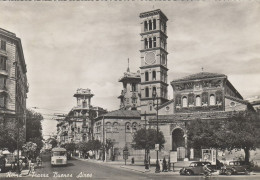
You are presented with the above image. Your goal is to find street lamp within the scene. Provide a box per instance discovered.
[152,89,160,173]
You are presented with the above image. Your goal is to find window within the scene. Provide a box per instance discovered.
[132,83,136,92]
[78,127,80,133]
[145,87,149,97]
[0,95,6,108]
[152,87,156,95]
[0,56,7,70]
[149,38,152,48]
[153,19,156,30]
[182,96,188,107]
[82,100,87,108]
[113,122,118,132]
[144,21,148,32]
[144,38,148,49]
[148,20,152,30]
[210,94,215,105]
[126,122,131,132]
[106,122,111,132]
[216,91,223,105]
[196,95,201,106]
[0,77,7,89]
[152,70,156,80]
[132,122,137,132]
[1,40,6,51]
[132,98,137,104]
[162,54,166,64]
[153,37,156,48]
[176,95,181,106]
[145,71,149,81]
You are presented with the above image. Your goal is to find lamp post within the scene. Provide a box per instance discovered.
[152,90,160,173]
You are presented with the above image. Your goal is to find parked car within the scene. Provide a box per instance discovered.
[180,161,214,175]
[219,161,251,175]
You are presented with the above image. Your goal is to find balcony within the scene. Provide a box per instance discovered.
[0,69,8,77]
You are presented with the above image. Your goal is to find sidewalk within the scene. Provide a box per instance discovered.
[74,157,190,174]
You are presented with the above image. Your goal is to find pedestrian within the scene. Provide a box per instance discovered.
[159,160,163,172]
[163,157,167,172]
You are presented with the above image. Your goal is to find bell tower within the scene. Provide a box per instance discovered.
[139,9,169,120]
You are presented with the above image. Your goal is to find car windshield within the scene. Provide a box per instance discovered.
[189,163,197,167]
[52,151,66,156]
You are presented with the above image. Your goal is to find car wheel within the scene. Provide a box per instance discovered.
[226,170,232,176]
[186,170,193,176]
[245,170,249,175]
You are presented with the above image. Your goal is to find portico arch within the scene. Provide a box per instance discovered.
[172,128,185,151]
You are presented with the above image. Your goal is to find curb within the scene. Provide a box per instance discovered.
[120,166,146,173]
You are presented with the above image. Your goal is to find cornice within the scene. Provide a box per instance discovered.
[140,47,169,55]
[140,30,168,38]
[140,64,168,71]
[140,81,169,86]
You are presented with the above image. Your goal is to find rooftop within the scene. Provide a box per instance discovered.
[171,72,226,83]
[96,110,141,120]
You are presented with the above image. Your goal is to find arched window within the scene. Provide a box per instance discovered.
[161,39,164,48]
[144,21,148,32]
[149,20,152,30]
[106,122,111,132]
[182,96,188,107]
[153,37,156,47]
[152,87,156,96]
[188,93,195,106]
[125,122,131,132]
[149,38,152,48]
[132,122,137,132]
[196,95,201,106]
[144,38,148,49]
[153,19,156,30]
[113,122,118,132]
[145,87,149,97]
[152,70,156,80]
[145,71,149,81]
[162,54,166,64]
[210,94,215,105]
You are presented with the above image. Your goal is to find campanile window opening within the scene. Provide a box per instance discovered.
[153,19,156,30]
[145,87,149,97]
[144,38,148,49]
[145,71,149,81]
[152,70,156,80]
[153,37,156,47]
[144,21,148,32]
[148,20,152,30]
[1,40,6,51]
[149,38,152,48]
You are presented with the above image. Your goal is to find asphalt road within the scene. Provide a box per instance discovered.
[2,153,260,180]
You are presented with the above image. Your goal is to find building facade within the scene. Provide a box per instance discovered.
[56,88,107,145]
[93,110,142,160]
[149,72,254,161]
[0,28,28,141]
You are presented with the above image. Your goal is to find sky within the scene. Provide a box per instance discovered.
[1,1,260,138]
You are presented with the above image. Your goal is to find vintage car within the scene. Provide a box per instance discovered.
[180,161,213,175]
[219,161,251,175]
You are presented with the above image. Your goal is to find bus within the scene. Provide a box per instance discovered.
[51,147,67,166]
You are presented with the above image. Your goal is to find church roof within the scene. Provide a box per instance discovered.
[171,72,227,83]
[96,110,141,120]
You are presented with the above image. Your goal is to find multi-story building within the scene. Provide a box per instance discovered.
[118,64,141,110]
[57,88,107,145]
[0,28,28,141]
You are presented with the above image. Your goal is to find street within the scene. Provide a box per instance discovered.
[1,153,260,180]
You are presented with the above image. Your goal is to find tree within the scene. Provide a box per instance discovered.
[132,128,165,160]
[61,142,76,154]
[0,124,17,152]
[76,142,89,158]
[187,112,260,163]
[26,109,43,141]
[22,141,37,160]
[48,138,58,148]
